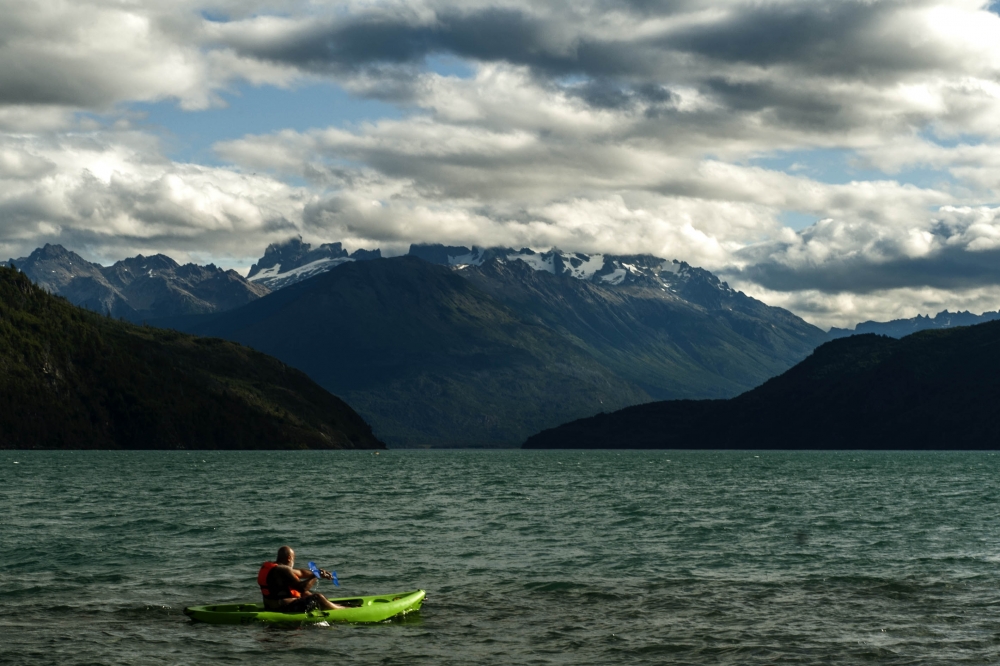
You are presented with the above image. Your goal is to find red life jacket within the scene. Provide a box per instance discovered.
[257,562,301,600]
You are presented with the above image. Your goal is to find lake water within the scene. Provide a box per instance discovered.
[3,450,1000,664]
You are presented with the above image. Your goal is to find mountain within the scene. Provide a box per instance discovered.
[0,265,383,450]
[179,256,651,447]
[246,237,381,290]
[457,253,823,400]
[5,244,269,321]
[523,321,1000,449]
[829,309,1000,339]
[166,246,826,446]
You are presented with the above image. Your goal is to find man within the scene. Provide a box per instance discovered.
[257,546,345,612]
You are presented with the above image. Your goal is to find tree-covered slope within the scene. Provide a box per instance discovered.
[0,266,382,450]
[524,322,1000,449]
[183,256,650,447]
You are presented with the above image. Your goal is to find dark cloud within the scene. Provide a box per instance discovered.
[564,80,678,111]
[667,1,945,78]
[222,1,955,86]
[730,245,1000,294]
[0,63,117,108]
[703,79,862,133]
[225,8,646,79]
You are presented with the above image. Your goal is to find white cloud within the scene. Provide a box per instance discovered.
[3,0,1000,326]
[737,281,1000,331]
[0,131,305,266]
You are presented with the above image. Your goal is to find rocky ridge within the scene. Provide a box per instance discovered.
[5,244,269,321]
[829,309,1000,339]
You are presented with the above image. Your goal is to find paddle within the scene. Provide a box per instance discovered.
[308,561,339,587]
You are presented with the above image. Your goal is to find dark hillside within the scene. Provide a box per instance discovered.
[181,256,649,447]
[524,322,1000,449]
[461,258,824,399]
[0,266,382,450]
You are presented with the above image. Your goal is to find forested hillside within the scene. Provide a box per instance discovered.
[0,266,382,450]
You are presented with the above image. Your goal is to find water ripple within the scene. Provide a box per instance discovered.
[3,450,1000,664]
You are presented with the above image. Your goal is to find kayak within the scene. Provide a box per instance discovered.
[184,589,425,625]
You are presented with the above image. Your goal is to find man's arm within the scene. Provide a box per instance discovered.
[273,566,314,594]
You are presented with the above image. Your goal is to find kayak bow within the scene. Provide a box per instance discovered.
[184,589,425,625]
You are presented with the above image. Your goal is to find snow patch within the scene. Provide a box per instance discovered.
[567,253,604,279]
[247,263,282,281]
[600,268,627,285]
[659,260,680,274]
[448,248,485,266]
[249,256,354,288]
[508,251,556,273]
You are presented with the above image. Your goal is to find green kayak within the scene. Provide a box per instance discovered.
[184,589,425,625]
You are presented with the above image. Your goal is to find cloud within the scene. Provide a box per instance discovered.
[3,0,1000,328]
[726,205,1000,296]
[0,130,304,265]
[735,280,1000,331]
[0,0,298,117]
[209,0,1000,145]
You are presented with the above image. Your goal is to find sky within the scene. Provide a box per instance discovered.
[3,0,1000,329]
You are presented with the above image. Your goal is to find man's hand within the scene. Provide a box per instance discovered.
[318,569,334,581]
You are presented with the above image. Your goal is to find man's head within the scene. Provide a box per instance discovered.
[276,545,294,566]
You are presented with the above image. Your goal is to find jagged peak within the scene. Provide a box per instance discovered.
[249,236,350,280]
[25,243,88,263]
[110,253,180,272]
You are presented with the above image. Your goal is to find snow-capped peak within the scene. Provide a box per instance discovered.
[246,238,736,301]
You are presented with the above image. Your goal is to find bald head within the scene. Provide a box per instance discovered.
[276,545,294,565]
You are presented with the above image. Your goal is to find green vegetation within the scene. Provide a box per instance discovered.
[0,266,382,450]
[524,323,1000,449]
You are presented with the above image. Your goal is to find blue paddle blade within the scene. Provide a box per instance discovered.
[308,561,339,586]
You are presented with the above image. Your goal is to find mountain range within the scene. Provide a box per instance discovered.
[0,265,383,450]
[828,309,1000,339]
[162,245,826,446]
[32,237,1000,447]
[180,256,652,446]
[524,321,1000,449]
[5,238,831,446]
[4,244,268,322]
